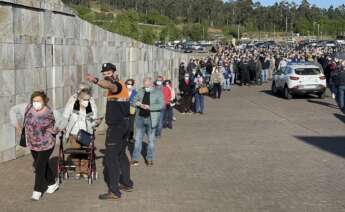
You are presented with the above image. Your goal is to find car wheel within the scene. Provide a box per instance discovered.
[271,82,278,95]
[318,92,325,99]
[284,86,293,99]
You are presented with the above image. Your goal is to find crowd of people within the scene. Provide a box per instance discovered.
[8,41,345,201]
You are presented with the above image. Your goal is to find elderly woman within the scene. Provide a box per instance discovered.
[61,84,98,179]
[10,91,59,201]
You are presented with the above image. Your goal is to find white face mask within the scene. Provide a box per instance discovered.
[185,76,189,80]
[127,85,133,90]
[80,100,89,108]
[145,87,152,92]
[33,102,43,111]
[156,81,162,86]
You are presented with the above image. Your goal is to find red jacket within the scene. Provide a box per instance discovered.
[162,86,172,107]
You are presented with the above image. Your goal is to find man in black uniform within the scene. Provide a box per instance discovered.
[86,63,134,200]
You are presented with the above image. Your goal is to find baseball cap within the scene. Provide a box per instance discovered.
[101,63,116,72]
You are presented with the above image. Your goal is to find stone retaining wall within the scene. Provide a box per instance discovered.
[0,0,190,162]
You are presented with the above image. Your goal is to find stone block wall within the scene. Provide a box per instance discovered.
[0,0,190,162]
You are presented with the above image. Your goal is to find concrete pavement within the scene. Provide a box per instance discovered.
[1,84,345,212]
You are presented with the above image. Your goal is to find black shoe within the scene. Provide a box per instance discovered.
[119,185,134,192]
[98,192,121,200]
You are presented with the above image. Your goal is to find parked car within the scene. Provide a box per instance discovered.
[272,62,327,99]
[183,44,194,53]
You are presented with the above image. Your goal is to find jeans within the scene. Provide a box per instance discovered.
[337,85,345,109]
[194,93,204,113]
[204,74,211,85]
[163,106,173,128]
[155,110,164,137]
[133,116,157,162]
[104,119,133,197]
[262,69,269,82]
[223,78,231,90]
[31,148,55,193]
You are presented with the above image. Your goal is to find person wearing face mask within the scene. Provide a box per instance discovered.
[61,87,98,179]
[162,80,175,128]
[194,71,205,114]
[211,66,224,99]
[179,73,195,113]
[85,63,134,200]
[125,79,137,143]
[131,77,164,166]
[155,76,165,137]
[10,91,59,201]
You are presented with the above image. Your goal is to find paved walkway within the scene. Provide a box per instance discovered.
[1,84,345,212]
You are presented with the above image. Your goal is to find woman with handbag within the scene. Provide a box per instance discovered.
[10,91,59,201]
[194,71,205,114]
[61,86,98,179]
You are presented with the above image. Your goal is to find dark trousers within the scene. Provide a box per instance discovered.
[104,119,133,197]
[163,106,173,128]
[129,114,136,141]
[213,83,222,98]
[181,95,193,112]
[241,71,250,85]
[31,148,55,193]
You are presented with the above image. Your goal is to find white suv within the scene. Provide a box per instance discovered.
[271,62,327,99]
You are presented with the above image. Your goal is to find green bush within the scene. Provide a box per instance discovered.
[108,11,140,40]
[160,23,181,42]
[140,28,156,45]
[95,12,113,20]
[71,4,92,17]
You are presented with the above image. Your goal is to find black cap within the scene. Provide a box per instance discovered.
[101,63,116,72]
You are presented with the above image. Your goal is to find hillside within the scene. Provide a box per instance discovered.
[63,0,345,44]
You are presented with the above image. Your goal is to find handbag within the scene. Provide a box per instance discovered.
[19,106,32,147]
[198,85,209,95]
[76,129,94,147]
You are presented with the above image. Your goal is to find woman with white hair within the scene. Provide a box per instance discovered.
[60,83,99,179]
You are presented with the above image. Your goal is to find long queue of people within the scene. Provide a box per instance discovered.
[9,62,194,201]
[8,42,345,202]
[178,42,345,113]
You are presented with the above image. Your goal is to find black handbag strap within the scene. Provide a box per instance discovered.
[22,105,32,128]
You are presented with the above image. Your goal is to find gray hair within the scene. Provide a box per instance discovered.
[77,82,91,93]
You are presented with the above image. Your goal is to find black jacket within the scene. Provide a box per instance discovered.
[179,80,194,96]
[333,69,345,86]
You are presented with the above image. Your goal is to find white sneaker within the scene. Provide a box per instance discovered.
[332,93,336,99]
[46,181,59,194]
[31,191,42,201]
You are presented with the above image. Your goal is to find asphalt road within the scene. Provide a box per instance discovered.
[1,83,345,212]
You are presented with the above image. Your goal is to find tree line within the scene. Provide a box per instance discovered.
[63,0,345,40]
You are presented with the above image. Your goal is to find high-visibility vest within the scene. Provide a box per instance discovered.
[107,80,129,101]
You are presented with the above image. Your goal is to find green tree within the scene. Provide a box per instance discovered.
[140,28,156,44]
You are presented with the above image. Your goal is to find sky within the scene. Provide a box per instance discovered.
[255,0,344,8]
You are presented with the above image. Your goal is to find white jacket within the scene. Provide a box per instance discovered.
[61,94,98,142]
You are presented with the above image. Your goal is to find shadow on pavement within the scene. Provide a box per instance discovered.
[295,136,345,159]
[307,99,339,109]
[260,89,323,100]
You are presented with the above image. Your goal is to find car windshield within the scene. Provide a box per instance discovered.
[295,68,320,75]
